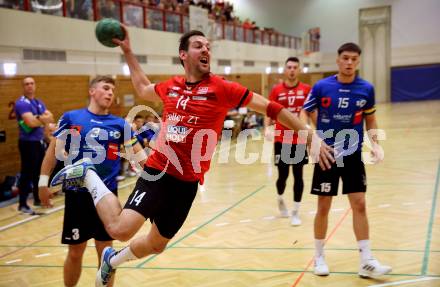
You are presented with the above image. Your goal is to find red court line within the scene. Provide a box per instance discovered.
[291,208,352,287]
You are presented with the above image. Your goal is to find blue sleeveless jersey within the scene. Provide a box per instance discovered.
[303,75,376,156]
[53,108,137,190]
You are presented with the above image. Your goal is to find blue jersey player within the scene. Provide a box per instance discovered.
[38,76,145,287]
[302,43,390,279]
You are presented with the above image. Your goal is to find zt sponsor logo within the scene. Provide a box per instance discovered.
[166,125,188,143]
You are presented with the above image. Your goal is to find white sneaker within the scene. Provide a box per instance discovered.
[314,256,329,276]
[278,198,289,217]
[116,175,126,182]
[359,258,392,278]
[290,212,301,226]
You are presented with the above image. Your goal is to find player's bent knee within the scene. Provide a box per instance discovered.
[106,225,136,242]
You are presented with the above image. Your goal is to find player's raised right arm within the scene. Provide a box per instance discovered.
[114,25,160,103]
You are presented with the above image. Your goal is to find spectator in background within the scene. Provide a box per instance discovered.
[125,0,143,28]
[100,0,118,19]
[14,77,54,213]
[67,0,91,19]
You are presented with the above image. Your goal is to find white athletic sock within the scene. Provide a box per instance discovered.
[84,169,112,206]
[109,246,138,268]
[358,239,372,262]
[292,201,301,213]
[278,195,284,201]
[315,239,325,258]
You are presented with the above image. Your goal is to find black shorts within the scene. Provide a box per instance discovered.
[62,188,117,244]
[274,142,309,165]
[311,152,366,196]
[124,167,198,239]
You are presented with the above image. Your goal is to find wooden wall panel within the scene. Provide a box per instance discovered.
[267,72,326,95]
[0,75,90,182]
[222,74,262,95]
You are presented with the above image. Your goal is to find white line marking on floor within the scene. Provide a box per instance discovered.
[378,204,391,208]
[0,205,66,232]
[308,211,317,215]
[402,202,415,206]
[331,208,344,212]
[262,216,276,220]
[35,253,51,258]
[239,219,252,223]
[368,277,440,287]
[6,259,22,264]
[0,215,39,232]
[215,222,229,227]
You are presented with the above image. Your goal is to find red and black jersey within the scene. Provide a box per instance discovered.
[146,74,253,182]
[269,82,311,144]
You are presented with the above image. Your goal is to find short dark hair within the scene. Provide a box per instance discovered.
[285,57,300,64]
[337,42,362,55]
[89,75,115,88]
[134,115,144,121]
[178,30,206,66]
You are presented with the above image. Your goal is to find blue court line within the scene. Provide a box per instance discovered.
[421,160,440,275]
[135,185,266,268]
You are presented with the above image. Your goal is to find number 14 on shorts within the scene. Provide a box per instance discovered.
[130,190,146,206]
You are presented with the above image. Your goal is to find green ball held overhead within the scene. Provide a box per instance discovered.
[95,18,126,48]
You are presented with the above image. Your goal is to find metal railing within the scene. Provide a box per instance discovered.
[2,0,308,50]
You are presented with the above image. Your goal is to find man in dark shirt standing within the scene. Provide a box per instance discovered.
[14,77,53,213]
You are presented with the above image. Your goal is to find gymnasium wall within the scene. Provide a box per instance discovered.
[232,0,440,68]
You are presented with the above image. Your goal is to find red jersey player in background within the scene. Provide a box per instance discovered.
[264,57,311,226]
[50,28,334,287]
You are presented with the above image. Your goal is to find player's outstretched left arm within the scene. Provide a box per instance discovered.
[246,93,334,170]
[113,25,160,103]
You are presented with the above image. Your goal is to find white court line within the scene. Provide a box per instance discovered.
[5,259,22,264]
[262,216,276,220]
[0,205,64,232]
[308,210,317,215]
[378,204,391,208]
[331,208,344,212]
[35,253,51,258]
[239,219,252,223]
[402,202,415,206]
[368,277,440,287]
[215,222,229,227]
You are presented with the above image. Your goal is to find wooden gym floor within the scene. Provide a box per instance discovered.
[0,100,439,287]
